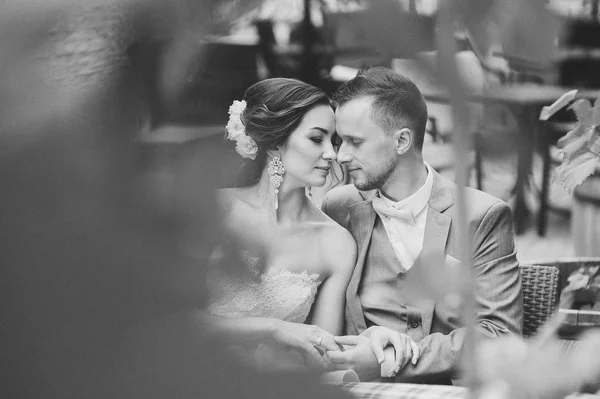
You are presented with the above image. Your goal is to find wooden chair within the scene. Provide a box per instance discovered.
[464,27,561,236]
[523,258,600,357]
[519,264,560,338]
[537,120,575,236]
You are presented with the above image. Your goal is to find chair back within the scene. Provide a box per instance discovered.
[527,257,600,296]
[520,264,559,338]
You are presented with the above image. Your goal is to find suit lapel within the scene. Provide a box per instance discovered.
[346,198,376,334]
[417,170,454,334]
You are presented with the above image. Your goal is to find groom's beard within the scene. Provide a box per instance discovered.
[353,157,395,191]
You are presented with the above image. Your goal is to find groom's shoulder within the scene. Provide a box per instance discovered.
[321,184,365,228]
[322,184,364,208]
[435,172,506,212]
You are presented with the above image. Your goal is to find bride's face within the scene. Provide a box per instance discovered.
[280,105,336,188]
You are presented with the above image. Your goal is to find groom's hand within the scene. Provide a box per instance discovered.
[362,326,420,376]
[327,335,381,381]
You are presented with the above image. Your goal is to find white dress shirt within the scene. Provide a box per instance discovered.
[374,162,434,272]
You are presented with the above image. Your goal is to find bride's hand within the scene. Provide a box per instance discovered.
[271,320,339,368]
[362,326,420,376]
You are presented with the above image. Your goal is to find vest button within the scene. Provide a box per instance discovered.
[410,321,420,329]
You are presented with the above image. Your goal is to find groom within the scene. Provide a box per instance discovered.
[321,67,523,383]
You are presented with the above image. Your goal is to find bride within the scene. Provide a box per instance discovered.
[204,78,357,372]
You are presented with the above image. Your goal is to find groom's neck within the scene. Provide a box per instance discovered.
[380,159,427,202]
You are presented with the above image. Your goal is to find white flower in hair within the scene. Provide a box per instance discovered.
[229,100,247,116]
[225,99,258,160]
[226,114,245,141]
[235,134,258,160]
[226,100,246,140]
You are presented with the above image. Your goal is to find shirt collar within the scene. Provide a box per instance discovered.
[377,162,434,218]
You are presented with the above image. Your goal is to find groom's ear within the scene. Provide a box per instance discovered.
[393,128,413,155]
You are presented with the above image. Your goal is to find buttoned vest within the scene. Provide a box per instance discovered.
[358,216,425,342]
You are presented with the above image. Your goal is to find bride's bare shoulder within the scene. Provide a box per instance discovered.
[319,219,356,274]
[213,188,243,218]
[215,187,253,206]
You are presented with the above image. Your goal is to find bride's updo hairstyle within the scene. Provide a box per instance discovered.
[237,78,331,186]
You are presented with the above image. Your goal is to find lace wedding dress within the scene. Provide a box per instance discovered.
[206,251,322,371]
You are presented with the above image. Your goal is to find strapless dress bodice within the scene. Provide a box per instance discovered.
[207,264,321,323]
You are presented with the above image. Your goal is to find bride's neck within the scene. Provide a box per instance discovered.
[252,168,308,223]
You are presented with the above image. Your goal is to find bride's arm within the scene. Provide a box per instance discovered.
[200,312,279,345]
[199,312,341,360]
[308,228,357,336]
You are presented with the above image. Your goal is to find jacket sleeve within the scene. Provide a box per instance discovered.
[394,201,523,383]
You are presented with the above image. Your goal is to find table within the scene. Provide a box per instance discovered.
[421,84,600,235]
[560,308,600,328]
[559,308,600,341]
[273,43,376,58]
[333,378,599,399]
[335,382,466,399]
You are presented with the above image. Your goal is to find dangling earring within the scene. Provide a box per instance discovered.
[267,156,285,210]
[307,186,313,199]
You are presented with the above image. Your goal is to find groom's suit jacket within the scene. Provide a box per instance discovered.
[321,169,523,383]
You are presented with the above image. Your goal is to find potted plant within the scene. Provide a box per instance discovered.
[550,98,600,256]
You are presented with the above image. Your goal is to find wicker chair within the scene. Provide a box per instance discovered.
[519,264,560,338]
[527,257,600,298]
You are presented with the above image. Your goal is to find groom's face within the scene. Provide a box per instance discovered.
[335,97,397,191]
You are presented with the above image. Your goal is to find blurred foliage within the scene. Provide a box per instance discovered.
[0,1,348,398]
[560,265,600,310]
[477,329,600,399]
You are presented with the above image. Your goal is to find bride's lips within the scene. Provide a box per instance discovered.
[315,166,331,172]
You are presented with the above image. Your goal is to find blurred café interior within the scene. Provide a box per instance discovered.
[143,0,600,257]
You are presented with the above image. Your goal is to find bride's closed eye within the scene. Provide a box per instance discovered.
[310,135,324,144]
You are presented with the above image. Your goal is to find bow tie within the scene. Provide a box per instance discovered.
[372,197,416,225]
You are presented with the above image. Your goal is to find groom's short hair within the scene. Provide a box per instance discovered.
[333,67,428,150]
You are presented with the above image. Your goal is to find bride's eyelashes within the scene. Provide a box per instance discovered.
[310,135,324,144]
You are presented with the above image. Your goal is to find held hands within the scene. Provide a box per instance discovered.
[327,335,382,381]
[362,326,420,376]
[327,326,420,380]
